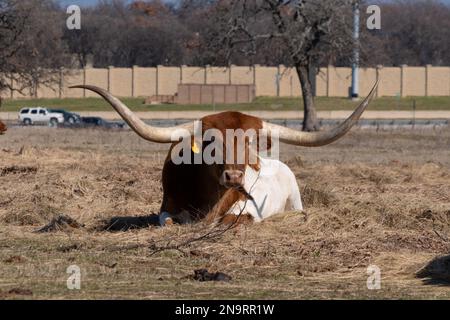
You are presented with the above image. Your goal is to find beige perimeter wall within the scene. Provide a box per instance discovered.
[3,65,449,99]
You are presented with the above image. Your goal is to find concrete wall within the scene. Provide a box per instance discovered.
[359,68,378,97]
[206,67,230,84]
[378,67,402,97]
[2,65,449,100]
[316,68,328,97]
[63,69,84,98]
[427,66,450,96]
[157,66,180,95]
[110,67,132,97]
[279,66,302,97]
[181,66,205,84]
[133,66,156,97]
[402,66,426,97]
[254,65,278,97]
[10,77,32,99]
[230,66,254,85]
[328,67,352,97]
[176,84,255,105]
[84,68,108,98]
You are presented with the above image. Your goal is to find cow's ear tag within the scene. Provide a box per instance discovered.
[192,141,200,154]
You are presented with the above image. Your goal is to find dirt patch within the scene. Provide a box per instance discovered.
[188,269,232,282]
[57,243,82,252]
[0,165,37,176]
[3,255,26,263]
[0,288,33,297]
[35,215,84,233]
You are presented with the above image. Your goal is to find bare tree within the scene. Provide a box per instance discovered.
[361,0,450,67]
[62,0,450,72]
[3,0,449,102]
[202,0,354,131]
[64,0,195,68]
[0,0,70,97]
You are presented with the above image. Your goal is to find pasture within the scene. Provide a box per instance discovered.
[0,126,449,299]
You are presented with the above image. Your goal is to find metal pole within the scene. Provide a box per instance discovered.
[351,1,360,99]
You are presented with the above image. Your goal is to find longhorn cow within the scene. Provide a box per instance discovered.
[71,80,378,226]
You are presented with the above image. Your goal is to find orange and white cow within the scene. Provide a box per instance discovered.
[73,81,378,227]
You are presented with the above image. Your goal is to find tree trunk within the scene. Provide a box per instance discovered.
[295,64,320,131]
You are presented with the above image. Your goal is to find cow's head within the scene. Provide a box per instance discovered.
[166,110,269,194]
[191,111,271,190]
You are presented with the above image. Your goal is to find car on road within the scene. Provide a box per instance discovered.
[81,117,125,129]
[18,107,65,126]
[48,109,81,124]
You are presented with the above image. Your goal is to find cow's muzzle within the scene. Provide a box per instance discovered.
[221,170,244,188]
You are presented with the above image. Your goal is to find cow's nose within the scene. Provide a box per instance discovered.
[223,170,244,186]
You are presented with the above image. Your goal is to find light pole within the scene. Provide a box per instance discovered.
[351,1,360,100]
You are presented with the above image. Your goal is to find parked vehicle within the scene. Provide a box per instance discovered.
[18,107,65,126]
[48,109,81,124]
[81,117,125,129]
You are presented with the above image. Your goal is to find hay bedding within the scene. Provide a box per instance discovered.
[0,127,450,295]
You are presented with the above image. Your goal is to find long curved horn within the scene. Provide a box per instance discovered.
[263,79,379,147]
[70,85,194,143]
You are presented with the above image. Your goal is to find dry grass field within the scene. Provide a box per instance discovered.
[0,126,450,299]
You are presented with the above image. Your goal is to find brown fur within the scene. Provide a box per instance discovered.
[220,213,254,226]
[0,120,6,135]
[160,111,267,224]
[204,188,247,224]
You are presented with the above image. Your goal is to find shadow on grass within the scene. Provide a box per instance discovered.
[99,214,160,231]
[416,254,450,286]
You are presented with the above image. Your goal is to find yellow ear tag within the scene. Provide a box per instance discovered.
[192,141,200,154]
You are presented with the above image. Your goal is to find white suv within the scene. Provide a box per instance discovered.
[18,107,65,126]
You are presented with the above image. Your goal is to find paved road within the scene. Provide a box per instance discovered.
[1,110,450,121]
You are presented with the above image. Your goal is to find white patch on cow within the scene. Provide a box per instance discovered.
[228,157,303,222]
